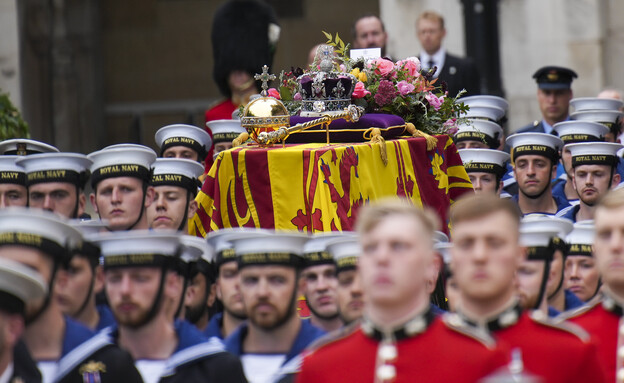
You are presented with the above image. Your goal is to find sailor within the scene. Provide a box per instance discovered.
[154,124,212,167]
[205,120,246,159]
[454,119,503,150]
[458,148,509,196]
[556,141,622,222]
[297,199,508,383]
[564,222,601,303]
[224,229,325,383]
[300,233,348,332]
[326,235,364,326]
[448,194,605,382]
[0,139,58,156]
[91,230,247,383]
[0,156,27,208]
[560,188,624,382]
[180,236,218,333]
[88,144,157,231]
[506,132,568,215]
[16,153,92,219]
[0,208,142,383]
[551,120,609,207]
[146,158,203,232]
[0,257,47,383]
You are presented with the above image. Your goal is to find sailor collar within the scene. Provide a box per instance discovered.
[360,305,436,341]
[456,301,523,332]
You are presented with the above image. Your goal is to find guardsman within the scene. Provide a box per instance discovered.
[88,144,156,231]
[517,66,577,134]
[16,153,92,219]
[301,233,347,332]
[205,120,246,159]
[297,199,508,383]
[155,124,212,167]
[180,235,218,332]
[0,156,27,208]
[551,120,609,206]
[326,235,364,326]
[458,149,509,195]
[556,142,622,222]
[55,219,115,331]
[506,132,568,215]
[92,230,247,383]
[146,158,203,232]
[0,208,142,383]
[224,230,325,383]
[0,139,58,156]
[0,257,47,383]
[449,194,605,383]
[560,188,624,382]
[564,222,601,303]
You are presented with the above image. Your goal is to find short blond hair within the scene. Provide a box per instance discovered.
[450,194,520,228]
[356,198,440,238]
[417,10,445,29]
[597,188,624,211]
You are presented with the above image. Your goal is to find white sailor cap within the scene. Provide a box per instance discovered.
[302,232,357,267]
[566,222,594,257]
[68,219,108,236]
[87,144,156,188]
[227,229,310,269]
[434,242,453,265]
[462,105,505,122]
[89,230,181,269]
[155,124,212,160]
[571,110,623,129]
[570,97,624,112]
[506,133,563,163]
[150,158,203,193]
[0,207,83,263]
[520,215,573,239]
[16,153,92,188]
[206,120,247,143]
[207,228,271,267]
[458,149,509,177]
[0,156,25,185]
[552,121,609,145]
[454,120,503,148]
[0,257,47,315]
[566,142,623,168]
[460,95,509,112]
[325,236,361,274]
[433,231,449,244]
[519,228,560,261]
[180,235,215,264]
[0,139,59,156]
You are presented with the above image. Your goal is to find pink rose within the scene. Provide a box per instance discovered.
[396,80,415,96]
[399,57,421,78]
[293,92,303,101]
[443,118,458,135]
[425,92,444,110]
[267,88,281,99]
[352,81,371,99]
[374,58,395,77]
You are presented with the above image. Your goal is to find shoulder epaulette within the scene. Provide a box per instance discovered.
[442,313,498,349]
[529,310,590,342]
[303,321,359,355]
[555,294,601,322]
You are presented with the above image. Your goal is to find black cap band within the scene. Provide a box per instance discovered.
[559,134,601,144]
[150,173,200,194]
[237,252,304,269]
[213,132,242,143]
[26,169,88,189]
[160,137,206,161]
[0,291,25,316]
[0,171,25,185]
[215,248,236,268]
[335,256,357,274]
[572,155,617,168]
[526,246,554,262]
[455,131,498,148]
[303,251,334,268]
[0,232,70,264]
[103,253,178,270]
[568,244,592,257]
[512,145,558,162]
[463,162,506,178]
[91,165,151,189]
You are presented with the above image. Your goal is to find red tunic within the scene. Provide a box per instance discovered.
[296,316,508,383]
[493,311,606,383]
[565,295,621,383]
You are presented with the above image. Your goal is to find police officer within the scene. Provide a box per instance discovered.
[0,208,142,383]
[517,66,577,134]
[458,149,509,195]
[92,230,247,383]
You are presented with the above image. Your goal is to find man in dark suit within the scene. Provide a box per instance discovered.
[417,10,480,97]
[517,66,577,134]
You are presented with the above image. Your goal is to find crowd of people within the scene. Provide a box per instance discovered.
[0,1,623,382]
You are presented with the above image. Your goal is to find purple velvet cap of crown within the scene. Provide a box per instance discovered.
[299,76,354,100]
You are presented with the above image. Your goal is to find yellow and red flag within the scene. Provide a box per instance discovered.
[190,136,472,237]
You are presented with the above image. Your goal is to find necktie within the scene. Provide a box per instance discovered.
[428,59,435,70]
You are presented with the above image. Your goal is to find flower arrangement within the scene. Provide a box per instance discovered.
[268,33,468,136]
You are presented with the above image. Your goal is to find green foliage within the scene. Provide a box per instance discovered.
[0,90,29,140]
[322,31,350,60]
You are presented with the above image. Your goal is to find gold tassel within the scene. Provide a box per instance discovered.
[232,132,249,147]
[405,123,438,151]
[369,128,388,166]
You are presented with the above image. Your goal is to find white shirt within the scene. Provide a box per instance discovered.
[420,48,446,78]
[241,354,286,383]
[0,362,13,383]
[135,360,167,383]
[38,361,57,383]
